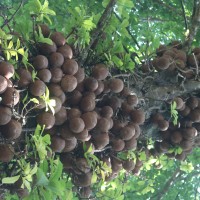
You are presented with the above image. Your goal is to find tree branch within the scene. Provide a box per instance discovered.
[79,0,117,65]
[180,0,188,30]
[184,0,200,50]
[151,168,182,200]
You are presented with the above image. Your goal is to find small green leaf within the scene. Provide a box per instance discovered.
[2,175,20,184]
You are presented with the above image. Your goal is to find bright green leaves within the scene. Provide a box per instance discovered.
[180,161,194,173]
[2,175,20,184]
[26,0,55,24]
[171,101,179,125]
[32,124,51,162]
[40,87,56,115]
[35,26,53,45]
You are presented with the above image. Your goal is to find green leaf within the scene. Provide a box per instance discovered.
[36,168,49,186]
[2,175,20,184]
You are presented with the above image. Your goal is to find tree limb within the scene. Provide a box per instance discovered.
[79,0,117,65]
[184,0,200,50]
[180,0,188,30]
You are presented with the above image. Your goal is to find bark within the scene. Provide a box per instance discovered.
[184,0,200,50]
[79,0,117,65]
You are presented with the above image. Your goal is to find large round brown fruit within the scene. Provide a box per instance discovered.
[189,108,200,122]
[100,106,113,118]
[96,118,110,132]
[73,172,92,187]
[127,94,138,106]
[37,69,52,83]
[68,108,82,119]
[76,158,90,173]
[55,106,67,125]
[39,41,57,55]
[130,109,145,125]
[79,187,92,199]
[49,52,64,68]
[50,96,62,113]
[0,61,14,79]
[75,129,89,141]
[93,132,109,150]
[50,68,63,83]
[111,157,122,173]
[69,117,85,133]
[62,59,79,75]
[38,24,50,37]
[170,131,183,144]
[68,90,82,106]
[1,87,20,106]
[111,138,125,151]
[0,106,12,125]
[32,55,48,70]
[81,111,97,130]
[57,44,73,59]
[61,75,77,92]
[62,137,77,152]
[17,68,32,88]
[60,123,74,139]
[0,75,8,94]
[182,127,197,139]
[37,112,55,129]
[157,120,169,131]
[119,126,135,140]
[50,136,66,152]
[187,96,199,109]
[124,137,137,150]
[155,56,170,70]
[80,96,95,112]
[94,80,104,95]
[50,32,66,47]
[1,119,22,140]
[91,64,109,80]
[84,77,98,92]
[123,160,135,171]
[0,144,14,162]
[109,78,124,93]
[173,97,184,110]
[29,80,46,96]
[48,83,63,97]
[74,67,85,83]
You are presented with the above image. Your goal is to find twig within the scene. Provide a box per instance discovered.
[180,0,188,30]
[112,74,130,78]
[1,0,23,29]
[193,53,199,77]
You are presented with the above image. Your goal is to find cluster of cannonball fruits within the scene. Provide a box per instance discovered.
[0,24,146,198]
[141,42,200,163]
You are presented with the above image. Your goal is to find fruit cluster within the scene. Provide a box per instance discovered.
[0,24,145,198]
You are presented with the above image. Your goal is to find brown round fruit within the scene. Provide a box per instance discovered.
[91,64,109,80]
[100,106,113,118]
[0,61,14,79]
[173,97,184,110]
[0,75,8,94]
[123,160,135,171]
[74,67,85,83]
[1,119,22,140]
[62,59,78,75]
[39,41,57,55]
[93,132,109,150]
[50,68,63,83]
[187,96,199,109]
[0,106,12,125]
[49,52,64,68]
[109,78,124,93]
[38,24,50,37]
[50,32,66,47]
[55,106,67,125]
[119,126,135,140]
[37,112,55,129]
[84,77,98,92]
[61,75,77,92]
[51,136,66,152]
[33,55,48,70]
[157,120,169,131]
[57,44,73,59]
[48,83,63,97]
[96,117,110,132]
[29,80,46,96]
[62,137,77,152]
[1,87,20,106]
[130,109,145,125]
[170,131,182,144]
[189,108,200,122]
[127,94,138,106]
[81,112,97,130]
[111,138,125,151]
[69,117,85,133]
[80,96,95,112]
[37,69,52,83]
[0,144,14,162]
[68,108,82,119]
